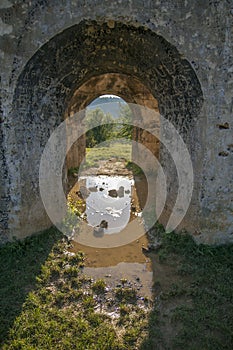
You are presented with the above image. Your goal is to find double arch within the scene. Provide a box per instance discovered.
[8,20,203,238]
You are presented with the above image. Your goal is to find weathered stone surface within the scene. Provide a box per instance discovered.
[0,0,232,244]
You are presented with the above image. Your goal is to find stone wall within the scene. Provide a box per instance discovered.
[0,0,232,244]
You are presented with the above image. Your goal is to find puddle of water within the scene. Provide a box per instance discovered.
[71,234,150,267]
[70,174,145,247]
[84,262,153,297]
[81,175,136,234]
[69,171,153,298]
[70,230,153,297]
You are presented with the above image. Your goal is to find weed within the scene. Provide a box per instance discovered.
[115,287,137,303]
[120,278,128,285]
[92,279,106,295]
[119,303,130,317]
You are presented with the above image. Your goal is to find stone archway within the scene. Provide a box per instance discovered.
[7,20,203,239]
[65,73,160,171]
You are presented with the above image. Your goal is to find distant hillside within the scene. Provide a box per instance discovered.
[87,96,127,119]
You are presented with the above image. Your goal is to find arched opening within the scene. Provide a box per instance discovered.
[64,72,160,171]
[64,92,155,285]
[62,71,163,249]
[64,73,160,214]
[67,94,137,235]
[8,20,203,240]
[67,93,133,179]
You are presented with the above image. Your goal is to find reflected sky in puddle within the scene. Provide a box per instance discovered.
[70,174,152,298]
[83,175,135,234]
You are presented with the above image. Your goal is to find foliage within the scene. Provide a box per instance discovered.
[60,194,81,238]
[117,103,133,140]
[85,104,133,148]
[92,279,106,295]
[115,287,137,303]
[85,108,115,147]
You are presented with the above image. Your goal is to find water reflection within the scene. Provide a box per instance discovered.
[82,175,135,234]
[69,173,153,298]
[70,234,153,298]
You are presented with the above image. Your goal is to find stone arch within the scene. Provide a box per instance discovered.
[65,73,160,170]
[8,20,203,238]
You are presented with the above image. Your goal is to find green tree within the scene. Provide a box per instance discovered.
[117,104,133,139]
[85,108,115,147]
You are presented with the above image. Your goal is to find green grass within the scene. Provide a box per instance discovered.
[1,227,233,349]
[0,228,62,347]
[69,140,132,172]
[141,230,233,350]
[0,229,148,349]
[85,140,132,167]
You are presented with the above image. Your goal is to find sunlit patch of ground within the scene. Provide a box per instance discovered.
[1,229,233,349]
